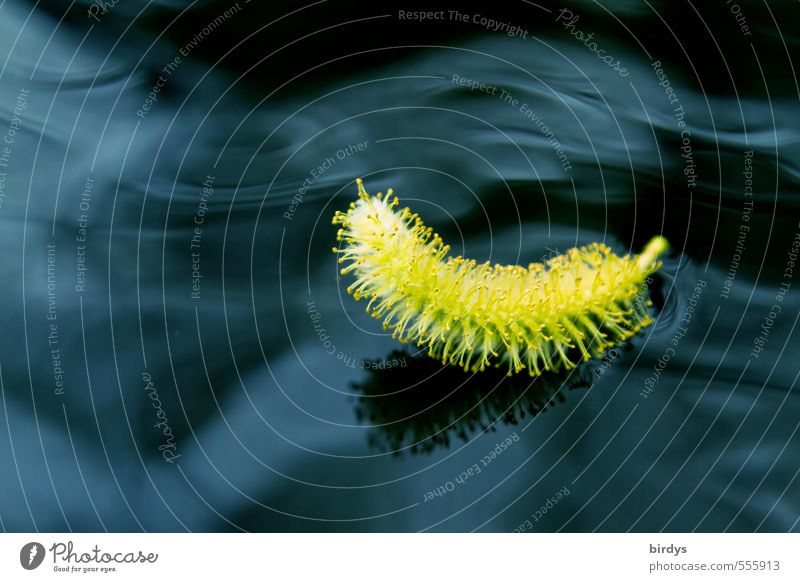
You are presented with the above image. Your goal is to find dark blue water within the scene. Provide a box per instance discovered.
[0,0,798,531]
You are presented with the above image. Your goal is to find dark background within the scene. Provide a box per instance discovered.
[0,0,798,531]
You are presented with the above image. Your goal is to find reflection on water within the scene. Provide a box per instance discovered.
[0,0,798,532]
[352,348,602,455]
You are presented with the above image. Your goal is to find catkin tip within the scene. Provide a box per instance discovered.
[637,235,670,271]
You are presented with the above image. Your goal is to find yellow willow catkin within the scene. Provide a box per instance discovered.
[332,179,669,376]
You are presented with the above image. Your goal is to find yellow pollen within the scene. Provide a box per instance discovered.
[332,179,669,376]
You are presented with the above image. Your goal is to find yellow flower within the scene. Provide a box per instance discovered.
[333,179,669,376]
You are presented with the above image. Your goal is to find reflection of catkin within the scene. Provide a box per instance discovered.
[333,179,669,376]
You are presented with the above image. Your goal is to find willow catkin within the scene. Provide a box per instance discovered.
[332,179,669,376]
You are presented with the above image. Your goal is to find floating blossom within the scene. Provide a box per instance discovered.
[332,179,669,376]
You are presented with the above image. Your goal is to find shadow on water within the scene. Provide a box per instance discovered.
[351,345,629,455]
